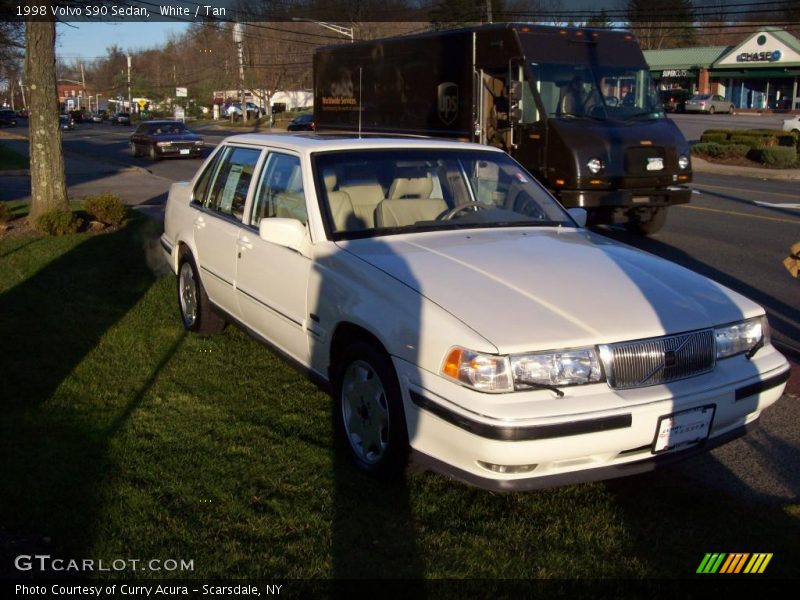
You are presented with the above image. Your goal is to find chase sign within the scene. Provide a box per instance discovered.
[737,50,782,63]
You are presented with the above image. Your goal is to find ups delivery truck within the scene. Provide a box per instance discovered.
[313,23,692,234]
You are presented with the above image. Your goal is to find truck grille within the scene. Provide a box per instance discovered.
[601,329,715,389]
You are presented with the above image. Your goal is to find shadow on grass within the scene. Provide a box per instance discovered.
[0,215,167,575]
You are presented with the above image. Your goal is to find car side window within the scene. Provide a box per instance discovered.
[201,146,262,220]
[250,153,307,226]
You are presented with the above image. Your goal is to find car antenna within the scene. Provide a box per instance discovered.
[358,67,363,139]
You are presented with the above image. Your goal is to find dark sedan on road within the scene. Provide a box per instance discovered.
[286,113,315,131]
[129,120,204,160]
[0,109,18,127]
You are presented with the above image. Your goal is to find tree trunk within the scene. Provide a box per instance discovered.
[26,20,69,222]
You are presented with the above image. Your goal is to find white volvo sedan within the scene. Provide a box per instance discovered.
[161,134,790,490]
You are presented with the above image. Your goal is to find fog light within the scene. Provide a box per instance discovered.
[477,461,537,474]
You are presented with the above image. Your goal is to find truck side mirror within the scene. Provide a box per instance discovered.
[508,80,522,104]
[509,107,522,122]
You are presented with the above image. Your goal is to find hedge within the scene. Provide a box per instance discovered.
[691,143,750,159]
[748,146,798,168]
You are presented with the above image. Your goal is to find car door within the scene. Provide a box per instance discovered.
[235,151,312,364]
[191,144,263,318]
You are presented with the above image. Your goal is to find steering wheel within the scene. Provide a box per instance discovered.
[439,202,491,220]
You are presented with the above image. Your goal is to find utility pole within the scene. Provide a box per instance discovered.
[127,54,132,115]
[233,22,247,124]
[80,61,87,110]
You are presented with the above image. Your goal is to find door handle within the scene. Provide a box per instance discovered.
[236,237,253,250]
[193,216,206,229]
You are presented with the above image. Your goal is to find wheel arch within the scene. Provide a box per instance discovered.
[328,321,389,380]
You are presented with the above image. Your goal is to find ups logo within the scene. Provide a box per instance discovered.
[437,82,458,125]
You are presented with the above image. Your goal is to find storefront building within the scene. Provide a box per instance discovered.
[645,27,800,112]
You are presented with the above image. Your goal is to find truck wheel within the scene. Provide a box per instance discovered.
[626,208,667,235]
[332,340,409,478]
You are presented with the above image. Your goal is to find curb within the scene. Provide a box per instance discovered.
[692,156,800,181]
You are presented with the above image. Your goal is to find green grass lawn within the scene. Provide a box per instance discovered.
[1,214,798,581]
[0,142,29,170]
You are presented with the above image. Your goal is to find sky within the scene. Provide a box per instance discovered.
[56,22,190,62]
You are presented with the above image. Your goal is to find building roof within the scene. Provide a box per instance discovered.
[643,46,730,70]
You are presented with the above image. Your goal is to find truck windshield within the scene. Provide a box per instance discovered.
[312,149,575,240]
[531,63,663,121]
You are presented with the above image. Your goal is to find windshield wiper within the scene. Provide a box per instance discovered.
[515,378,565,397]
[623,111,659,121]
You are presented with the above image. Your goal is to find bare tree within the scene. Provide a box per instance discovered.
[26,20,69,222]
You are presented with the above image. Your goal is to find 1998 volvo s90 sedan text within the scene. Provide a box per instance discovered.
[161,134,789,490]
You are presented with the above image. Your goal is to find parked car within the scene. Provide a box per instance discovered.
[110,112,131,125]
[0,109,17,127]
[130,120,204,160]
[91,112,106,123]
[684,94,735,114]
[223,102,261,119]
[59,114,74,130]
[782,114,800,135]
[286,113,315,131]
[659,89,692,113]
[161,134,789,490]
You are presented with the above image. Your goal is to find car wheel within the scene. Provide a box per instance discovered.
[333,341,409,478]
[626,207,668,235]
[709,106,715,115]
[130,142,140,157]
[729,105,735,114]
[177,252,226,334]
[149,144,161,161]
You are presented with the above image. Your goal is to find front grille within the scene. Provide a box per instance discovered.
[602,329,715,390]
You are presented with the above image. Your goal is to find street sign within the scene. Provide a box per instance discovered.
[176,87,187,97]
[174,106,186,121]
[138,99,147,109]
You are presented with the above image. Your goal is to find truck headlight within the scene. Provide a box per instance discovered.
[715,317,769,359]
[441,347,512,392]
[587,158,604,174]
[678,155,690,170]
[157,141,172,147]
[511,348,603,388]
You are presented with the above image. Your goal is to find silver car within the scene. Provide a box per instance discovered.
[782,115,800,135]
[685,94,735,115]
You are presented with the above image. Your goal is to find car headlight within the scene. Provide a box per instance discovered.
[441,347,513,393]
[715,316,769,359]
[511,347,603,388]
[157,141,172,147]
[194,140,204,145]
[587,158,604,174]
[678,154,690,170]
[441,346,604,393]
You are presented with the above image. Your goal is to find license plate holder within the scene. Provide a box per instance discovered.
[646,157,664,171]
[652,405,715,454]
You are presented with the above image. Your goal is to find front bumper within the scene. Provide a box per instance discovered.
[394,349,789,491]
[557,185,692,209]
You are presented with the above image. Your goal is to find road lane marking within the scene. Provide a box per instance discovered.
[753,201,800,210]
[693,183,800,200]
[677,204,800,225]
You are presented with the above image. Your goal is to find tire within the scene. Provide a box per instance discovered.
[729,105,735,114]
[709,106,715,115]
[332,341,409,478]
[149,144,161,161]
[626,207,668,235]
[130,142,140,157]
[177,252,226,334]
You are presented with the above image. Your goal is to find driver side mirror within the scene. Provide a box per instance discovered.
[509,80,522,104]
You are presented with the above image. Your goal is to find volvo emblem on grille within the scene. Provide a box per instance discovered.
[664,350,677,367]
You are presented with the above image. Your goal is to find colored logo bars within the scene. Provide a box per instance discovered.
[696,553,773,574]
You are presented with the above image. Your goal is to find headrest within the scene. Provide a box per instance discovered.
[323,169,337,191]
[388,176,433,199]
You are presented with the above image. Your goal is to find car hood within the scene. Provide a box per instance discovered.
[337,228,762,353]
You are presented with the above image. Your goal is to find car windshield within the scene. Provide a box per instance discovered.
[313,149,574,240]
[530,63,663,121]
[153,123,187,134]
